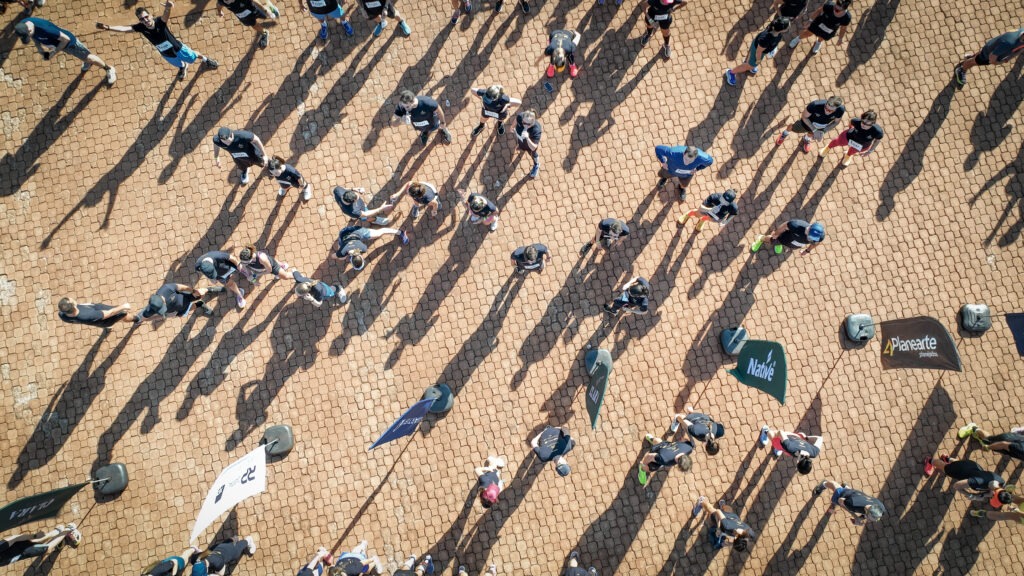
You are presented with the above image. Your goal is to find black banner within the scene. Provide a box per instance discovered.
[0,483,87,533]
[880,316,962,372]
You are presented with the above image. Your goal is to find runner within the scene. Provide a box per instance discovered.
[268,156,312,201]
[330,225,408,271]
[462,190,501,232]
[510,243,551,274]
[954,27,1024,88]
[958,423,1024,462]
[196,250,247,308]
[812,480,886,526]
[775,95,846,153]
[536,29,581,78]
[58,298,133,329]
[0,524,82,567]
[449,0,471,25]
[15,17,116,84]
[923,455,1005,502]
[750,219,825,255]
[99,2,218,81]
[762,426,824,475]
[562,551,598,576]
[391,90,452,146]
[135,283,217,322]
[770,0,807,20]
[292,269,348,307]
[670,405,726,455]
[141,546,200,575]
[494,0,529,13]
[394,554,434,576]
[640,0,687,59]
[654,144,713,201]
[725,16,790,86]
[395,181,441,219]
[475,456,506,509]
[677,189,738,230]
[334,186,402,225]
[531,425,575,476]
[357,0,412,38]
[693,498,754,551]
[237,245,292,283]
[296,547,332,576]
[603,276,651,316]
[514,109,542,179]
[469,84,521,137]
[788,0,852,55]
[640,432,694,477]
[819,110,883,168]
[212,126,269,185]
[298,0,353,41]
[217,0,279,49]
[579,217,630,255]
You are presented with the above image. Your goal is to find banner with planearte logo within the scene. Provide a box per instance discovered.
[728,340,788,405]
[879,316,962,371]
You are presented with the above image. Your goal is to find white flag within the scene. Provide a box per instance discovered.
[190,446,267,543]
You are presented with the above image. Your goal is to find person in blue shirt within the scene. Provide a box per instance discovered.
[654,144,713,201]
[955,27,1024,87]
[15,17,116,85]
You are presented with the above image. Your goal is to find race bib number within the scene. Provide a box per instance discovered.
[817,24,834,34]
[230,151,250,158]
[365,0,382,6]
[654,14,669,20]
[811,121,830,129]
[310,0,326,6]
[848,139,864,151]
[673,169,694,177]
[483,110,500,118]
[236,9,252,18]
[412,120,430,128]
[155,40,174,53]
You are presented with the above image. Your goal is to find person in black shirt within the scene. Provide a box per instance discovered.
[640,432,694,476]
[954,28,1024,88]
[135,283,215,322]
[196,250,247,308]
[678,190,738,230]
[191,536,256,575]
[812,480,886,525]
[99,3,218,81]
[750,219,824,255]
[300,0,353,41]
[531,425,575,476]
[924,454,1004,502]
[15,17,117,85]
[474,456,506,508]
[580,217,630,255]
[213,127,269,184]
[396,181,441,220]
[462,190,500,232]
[330,225,408,271]
[217,0,278,49]
[603,276,651,316]
[0,525,82,568]
[358,0,412,38]
[766,427,824,474]
[394,554,434,576]
[58,297,133,328]
[292,270,348,306]
[268,156,312,201]
[469,84,521,137]
[771,0,807,19]
[514,109,542,179]
[670,405,725,455]
[536,29,581,78]
[237,245,292,283]
[391,90,451,146]
[333,186,402,225]
[789,0,852,55]
[820,109,883,167]
[959,423,1024,461]
[725,16,790,85]
[562,551,597,576]
[295,547,332,576]
[694,498,754,551]
[775,96,845,153]
[640,0,687,59]
[510,243,551,274]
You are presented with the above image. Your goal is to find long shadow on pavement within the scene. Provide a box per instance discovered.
[972,139,1024,247]
[836,0,902,86]
[963,57,1024,172]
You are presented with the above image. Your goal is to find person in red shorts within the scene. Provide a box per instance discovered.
[819,110,883,168]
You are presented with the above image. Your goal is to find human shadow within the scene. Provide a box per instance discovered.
[851,382,957,575]
[331,437,413,551]
[0,76,102,198]
[723,0,773,60]
[686,79,743,151]
[964,57,1024,172]
[761,494,831,574]
[159,42,257,184]
[419,485,478,575]
[836,0,901,86]
[246,39,321,148]
[972,139,1024,247]
[0,5,30,71]
[876,80,956,220]
[42,78,199,248]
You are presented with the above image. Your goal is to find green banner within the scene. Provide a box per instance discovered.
[0,482,88,534]
[584,349,613,429]
[727,340,788,405]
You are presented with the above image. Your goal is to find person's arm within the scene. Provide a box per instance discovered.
[101,303,133,318]
[251,135,268,163]
[534,52,547,66]
[213,142,223,167]
[99,23,136,32]
[769,223,790,239]
[836,23,848,44]
[800,242,818,256]
[329,240,343,259]
[507,98,523,109]
[951,479,973,495]
[428,197,440,214]
[769,0,782,9]
[474,465,492,477]
[522,128,539,151]
[163,1,175,19]
[435,107,447,129]
[809,6,823,18]
[640,453,656,473]
[530,432,542,449]
[801,108,813,124]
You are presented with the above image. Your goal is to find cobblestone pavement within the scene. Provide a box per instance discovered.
[1,0,1022,574]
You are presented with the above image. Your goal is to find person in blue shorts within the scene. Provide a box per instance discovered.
[16,17,116,84]
[100,3,218,81]
[725,16,790,86]
[300,0,353,40]
[954,27,1024,88]
[654,144,713,201]
[812,480,885,525]
[357,0,412,38]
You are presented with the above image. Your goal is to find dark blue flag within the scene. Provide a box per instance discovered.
[1006,313,1024,357]
[369,398,435,450]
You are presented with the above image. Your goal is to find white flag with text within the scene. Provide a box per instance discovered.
[190,446,267,543]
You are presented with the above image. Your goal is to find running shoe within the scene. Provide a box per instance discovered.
[724,69,737,86]
[957,423,978,440]
[373,20,387,37]
[319,22,328,40]
[342,20,354,36]
[105,66,117,85]
[953,65,967,87]
[775,131,787,146]
[399,20,411,36]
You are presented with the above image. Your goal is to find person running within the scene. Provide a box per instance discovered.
[299,0,353,41]
[495,0,529,14]
[788,0,851,55]
[142,546,201,575]
[99,3,218,82]
[475,456,506,509]
[213,127,269,185]
[603,276,651,316]
[969,507,1024,525]
[775,96,846,153]
[640,433,694,477]
[135,283,217,322]
[296,547,333,576]
[677,189,738,230]
[58,297,133,329]
[328,541,381,575]
[750,219,825,255]
[358,0,412,38]
[654,144,713,201]
[954,27,1024,88]
[923,454,1005,502]
[725,16,790,86]
[191,536,256,576]
[330,225,408,271]
[469,84,521,137]
[759,425,824,475]
[397,181,441,220]
[293,269,348,306]
[693,498,754,551]
[812,480,886,526]
[0,524,81,567]
[268,156,312,201]
[395,554,434,576]
[457,566,497,576]
[449,0,471,25]
[771,0,808,20]
[640,0,687,59]
[237,245,291,284]
[531,425,575,476]
[958,423,1024,461]
[196,250,247,308]
[536,29,581,78]
[216,0,278,49]
[579,217,630,255]
[514,109,543,179]
[391,90,451,146]
[563,551,598,576]
[334,186,402,225]
[15,17,116,84]
[819,109,883,167]
[462,190,501,232]
[670,405,725,455]
[511,243,551,274]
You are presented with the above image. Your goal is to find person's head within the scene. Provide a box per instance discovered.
[722,189,737,203]
[408,182,426,200]
[769,16,791,33]
[216,127,234,145]
[523,245,538,263]
[676,453,693,472]
[628,282,649,299]
[398,90,418,110]
[295,282,313,297]
[135,7,156,27]
[57,297,77,315]
[148,294,168,318]
[865,503,885,522]
[268,155,285,175]
[198,257,217,279]
[683,146,700,163]
[483,84,503,104]
[238,246,256,262]
[825,95,844,114]
[14,21,31,44]
[349,252,365,271]
[706,438,721,455]
[835,0,852,12]
[807,222,825,243]
[860,109,878,127]
[340,188,358,206]
[480,484,500,508]
[520,109,537,128]
[732,535,749,552]
[469,195,486,212]
[555,456,571,477]
[551,47,567,71]
[990,489,1013,509]
[797,455,814,475]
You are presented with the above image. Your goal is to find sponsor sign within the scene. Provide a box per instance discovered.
[191,446,267,543]
[369,398,435,450]
[880,317,962,371]
[727,340,788,405]
[1006,313,1024,357]
[0,483,87,533]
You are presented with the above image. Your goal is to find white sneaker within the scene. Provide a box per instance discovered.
[278,187,288,197]
[241,168,251,184]
[811,40,822,54]
[105,66,117,85]
[302,183,312,201]
[788,37,800,48]
[336,286,348,304]
[489,219,499,231]
[244,536,257,555]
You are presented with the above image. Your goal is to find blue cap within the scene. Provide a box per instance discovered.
[808,222,825,242]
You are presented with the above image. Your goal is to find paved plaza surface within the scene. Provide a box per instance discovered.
[1,0,1023,574]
